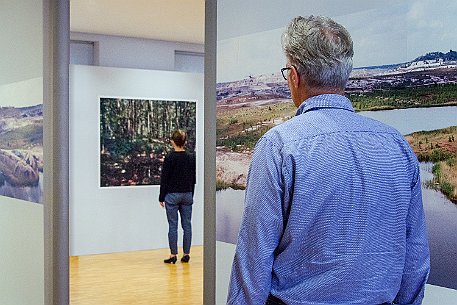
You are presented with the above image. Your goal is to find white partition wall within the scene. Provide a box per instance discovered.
[0,1,45,304]
[70,65,204,256]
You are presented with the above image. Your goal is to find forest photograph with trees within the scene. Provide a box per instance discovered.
[99,98,196,187]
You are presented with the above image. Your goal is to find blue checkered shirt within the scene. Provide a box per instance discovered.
[227,94,430,305]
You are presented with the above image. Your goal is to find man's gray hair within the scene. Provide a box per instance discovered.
[282,16,354,90]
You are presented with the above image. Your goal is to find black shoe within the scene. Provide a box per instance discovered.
[181,255,190,263]
[164,256,177,264]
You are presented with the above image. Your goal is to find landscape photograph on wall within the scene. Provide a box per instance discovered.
[216,0,457,289]
[99,97,196,187]
[0,104,43,204]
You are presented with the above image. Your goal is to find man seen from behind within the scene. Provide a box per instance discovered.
[227,15,430,305]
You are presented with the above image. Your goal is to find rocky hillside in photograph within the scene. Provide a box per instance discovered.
[0,104,43,188]
[414,50,457,62]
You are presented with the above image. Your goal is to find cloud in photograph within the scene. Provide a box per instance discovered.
[407,0,457,60]
[217,0,399,40]
[334,3,408,68]
[217,0,457,82]
[217,4,408,81]
[0,78,42,108]
[217,28,285,83]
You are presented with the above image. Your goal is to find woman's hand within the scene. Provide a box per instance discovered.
[160,202,165,208]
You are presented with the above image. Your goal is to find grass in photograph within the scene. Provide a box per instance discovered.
[406,126,457,203]
[349,84,457,112]
[217,100,295,152]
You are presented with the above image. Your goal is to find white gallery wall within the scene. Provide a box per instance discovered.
[0,1,44,304]
[0,196,44,304]
[70,65,204,256]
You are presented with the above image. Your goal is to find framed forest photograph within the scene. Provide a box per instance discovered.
[99,97,196,187]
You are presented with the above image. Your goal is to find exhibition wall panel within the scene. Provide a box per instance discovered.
[70,65,204,256]
[0,1,45,304]
[70,40,95,66]
[175,51,205,73]
[216,0,457,303]
[70,32,204,72]
[0,197,44,304]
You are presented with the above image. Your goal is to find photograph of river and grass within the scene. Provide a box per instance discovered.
[99,98,196,187]
[0,104,43,203]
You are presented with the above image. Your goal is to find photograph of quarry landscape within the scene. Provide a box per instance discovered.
[217,50,457,204]
[0,104,43,203]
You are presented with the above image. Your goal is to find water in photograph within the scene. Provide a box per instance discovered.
[0,172,43,204]
[359,106,457,135]
[420,163,457,289]
[216,189,245,244]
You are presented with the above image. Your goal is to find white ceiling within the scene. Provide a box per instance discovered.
[70,0,205,44]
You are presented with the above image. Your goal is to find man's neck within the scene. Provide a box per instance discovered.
[304,87,345,100]
[295,86,344,106]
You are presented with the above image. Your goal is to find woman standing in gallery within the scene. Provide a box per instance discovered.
[159,129,196,264]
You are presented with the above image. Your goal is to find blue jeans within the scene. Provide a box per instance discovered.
[164,192,193,255]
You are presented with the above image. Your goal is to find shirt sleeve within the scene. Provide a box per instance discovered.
[227,137,285,305]
[394,162,430,305]
[159,155,171,202]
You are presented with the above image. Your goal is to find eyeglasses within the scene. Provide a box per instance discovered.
[281,67,292,80]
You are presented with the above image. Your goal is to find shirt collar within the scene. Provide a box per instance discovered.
[296,94,354,116]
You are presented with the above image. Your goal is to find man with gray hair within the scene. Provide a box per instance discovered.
[227,16,429,305]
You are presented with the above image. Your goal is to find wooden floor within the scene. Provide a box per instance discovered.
[70,246,203,305]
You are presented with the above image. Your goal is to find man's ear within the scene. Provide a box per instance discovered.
[290,66,300,88]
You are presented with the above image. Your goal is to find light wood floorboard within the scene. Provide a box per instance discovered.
[70,246,203,305]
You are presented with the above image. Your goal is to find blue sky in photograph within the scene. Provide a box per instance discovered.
[407,0,457,60]
[335,3,408,68]
[217,28,285,82]
[217,0,457,82]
